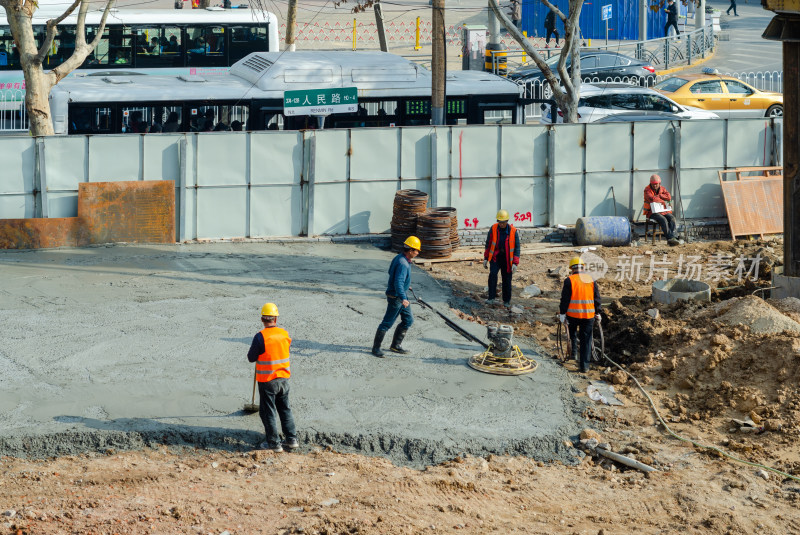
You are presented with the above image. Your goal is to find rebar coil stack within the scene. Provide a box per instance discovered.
[391,189,428,252]
[430,207,459,251]
[417,210,452,259]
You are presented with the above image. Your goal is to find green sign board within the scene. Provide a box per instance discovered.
[283,87,358,116]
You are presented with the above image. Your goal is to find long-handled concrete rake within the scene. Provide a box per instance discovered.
[243,365,259,413]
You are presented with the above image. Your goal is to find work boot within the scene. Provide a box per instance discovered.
[667,237,680,246]
[259,441,283,453]
[390,327,409,354]
[372,329,387,358]
[282,438,300,451]
[486,299,496,305]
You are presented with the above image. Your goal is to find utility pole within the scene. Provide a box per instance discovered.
[696,0,706,28]
[374,0,388,52]
[763,4,800,295]
[286,0,298,51]
[639,0,647,40]
[431,0,446,125]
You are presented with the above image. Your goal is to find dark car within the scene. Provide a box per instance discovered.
[509,51,656,98]
[594,111,684,122]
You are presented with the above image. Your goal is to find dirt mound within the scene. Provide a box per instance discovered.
[769,297,800,324]
[710,295,800,334]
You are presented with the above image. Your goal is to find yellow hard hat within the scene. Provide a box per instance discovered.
[496,209,510,221]
[404,235,421,250]
[260,303,279,317]
[569,257,585,268]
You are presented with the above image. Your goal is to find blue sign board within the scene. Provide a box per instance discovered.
[601,4,612,20]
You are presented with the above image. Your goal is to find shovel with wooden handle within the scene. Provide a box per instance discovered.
[243,365,259,413]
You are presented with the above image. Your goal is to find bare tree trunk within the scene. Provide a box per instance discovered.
[2,0,115,136]
[487,0,583,123]
[5,8,56,135]
[285,0,297,51]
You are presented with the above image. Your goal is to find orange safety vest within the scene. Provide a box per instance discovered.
[486,223,517,272]
[256,326,291,382]
[566,273,596,319]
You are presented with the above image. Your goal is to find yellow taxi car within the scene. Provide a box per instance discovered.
[654,69,783,119]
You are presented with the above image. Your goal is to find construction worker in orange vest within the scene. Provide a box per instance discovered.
[247,303,299,452]
[372,235,421,357]
[483,209,521,307]
[559,257,602,373]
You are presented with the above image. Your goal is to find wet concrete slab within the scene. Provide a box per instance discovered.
[0,242,586,466]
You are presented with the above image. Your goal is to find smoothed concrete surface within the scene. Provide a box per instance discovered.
[0,242,586,467]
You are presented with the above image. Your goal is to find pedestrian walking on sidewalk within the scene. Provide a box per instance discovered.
[559,257,602,373]
[372,235,421,357]
[247,303,299,453]
[483,210,520,308]
[509,0,522,29]
[664,0,680,37]
[544,9,560,48]
[727,0,738,16]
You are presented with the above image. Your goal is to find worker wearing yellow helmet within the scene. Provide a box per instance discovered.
[372,235,421,357]
[247,302,299,452]
[559,257,602,373]
[483,209,521,307]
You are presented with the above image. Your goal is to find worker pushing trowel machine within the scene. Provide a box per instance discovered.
[409,288,537,376]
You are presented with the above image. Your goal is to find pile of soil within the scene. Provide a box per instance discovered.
[710,295,800,334]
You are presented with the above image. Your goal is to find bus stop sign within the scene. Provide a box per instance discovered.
[283,87,358,116]
[601,4,612,21]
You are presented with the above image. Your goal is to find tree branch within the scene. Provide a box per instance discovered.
[51,0,115,83]
[539,0,566,24]
[36,0,82,63]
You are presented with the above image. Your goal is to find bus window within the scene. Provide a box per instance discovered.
[0,28,18,69]
[229,26,268,63]
[85,26,134,67]
[187,26,226,67]
[54,27,76,63]
[483,108,514,125]
[69,106,113,134]
[189,104,248,131]
[134,26,182,68]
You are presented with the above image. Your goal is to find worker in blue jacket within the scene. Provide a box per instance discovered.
[372,235,421,357]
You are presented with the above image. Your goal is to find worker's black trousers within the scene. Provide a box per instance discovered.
[567,317,595,372]
[488,260,513,303]
[258,378,297,448]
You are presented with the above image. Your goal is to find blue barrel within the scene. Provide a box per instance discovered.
[575,216,631,247]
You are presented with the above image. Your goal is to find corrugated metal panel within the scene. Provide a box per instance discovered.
[197,133,247,187]
[500,177,537,227]
[250,185,303,237]
[350,129,399,181]
[400,128,432,180]
[586,123,632,173]
[349,180,399,234]
[500,124,548,178]
[680,120,725,169]
[251,132,304,185]
[633,121,673,171]
[449,177,498,229]
[680,168,726,218]
[451,126,500,179]
[552,172,583,224]
[196,187,247,239]
[143,135,182,183]
[727,119,776,169]
[313,130,349,183]
[89,136,139,182]
[42,136,86,192]
[553,123,584,175]
[585,171,630,217]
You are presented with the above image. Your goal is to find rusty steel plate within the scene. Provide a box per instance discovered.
[78,180,175,245]
[719,176,782,239]
[0,218,82,250]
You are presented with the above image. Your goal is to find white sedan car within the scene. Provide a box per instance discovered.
[541,83,720,123]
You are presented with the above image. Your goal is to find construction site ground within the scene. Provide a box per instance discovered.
[2,237,800,534]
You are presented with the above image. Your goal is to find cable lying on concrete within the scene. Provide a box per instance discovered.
[599,349,800,483]
[409,288,488,349]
